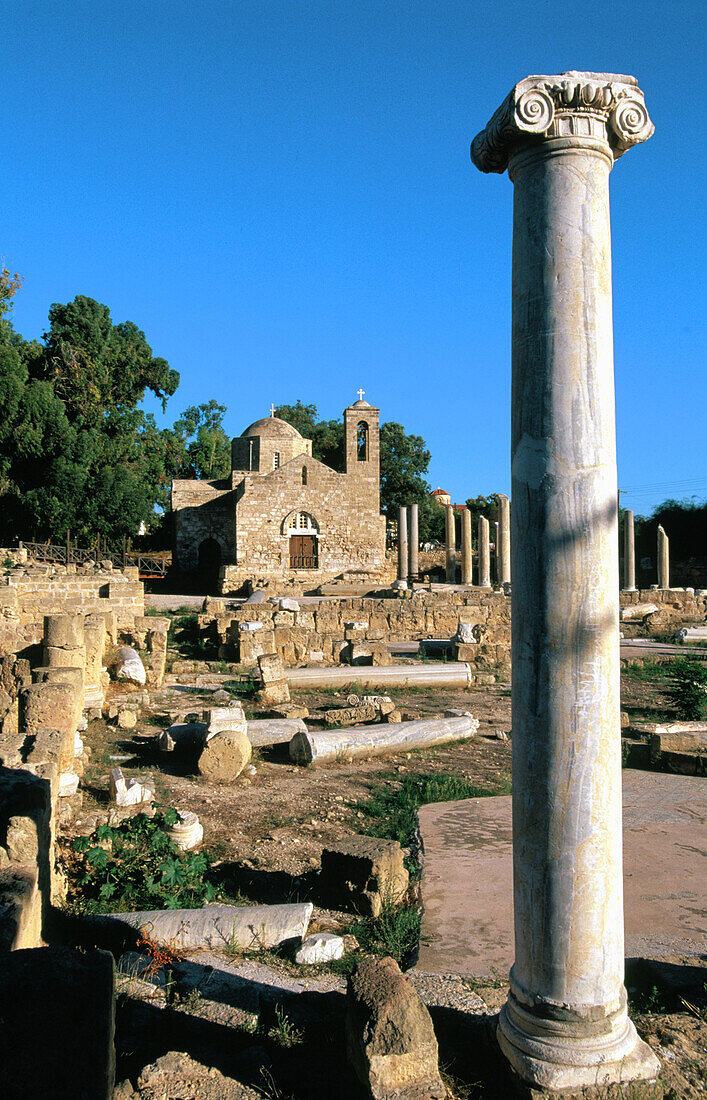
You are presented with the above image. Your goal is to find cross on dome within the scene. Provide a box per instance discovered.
[269,404,275,417]
[357,388,365,401]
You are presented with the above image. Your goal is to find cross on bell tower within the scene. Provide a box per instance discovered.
[357,388,365,402]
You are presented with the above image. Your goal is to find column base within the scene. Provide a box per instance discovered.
[498,992,661,1092]
[622,587,637,593]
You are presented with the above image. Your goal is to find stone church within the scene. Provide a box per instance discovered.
[171,396,387,591]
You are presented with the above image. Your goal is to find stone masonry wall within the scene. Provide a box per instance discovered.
[201,589,512,674]
[199,586,707,676]
[0,559,145,658]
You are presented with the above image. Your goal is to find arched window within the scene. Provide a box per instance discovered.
[357,421,368,461]
[286,511,319,534]
[302,465,308,486]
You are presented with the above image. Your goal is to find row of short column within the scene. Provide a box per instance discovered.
[397,501,509,588]
[623,510,671,591]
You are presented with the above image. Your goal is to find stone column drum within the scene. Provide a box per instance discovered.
[498,493,511,586]
[657,524,669,589]
[408,503,419,582]
[477,515,491,588]
[623,509,637,591]
[472,72,659,1089]
[460,508,473,585]
[397,506,408,583]
[444,505,456,584]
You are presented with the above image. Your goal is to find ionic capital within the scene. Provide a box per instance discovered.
[471,71,653,174]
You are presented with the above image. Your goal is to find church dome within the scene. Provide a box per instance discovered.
[241,417,303,440]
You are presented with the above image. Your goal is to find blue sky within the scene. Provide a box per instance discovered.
[3,1,705,517]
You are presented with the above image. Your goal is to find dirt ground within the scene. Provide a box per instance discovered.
[65,657,707,1099]
[75,680,513,877]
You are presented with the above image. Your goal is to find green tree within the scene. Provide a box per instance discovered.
[0,293,180,543]
[465,493,501,540]
[170,400,231,479]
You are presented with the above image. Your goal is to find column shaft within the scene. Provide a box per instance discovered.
[623,509,636,590]
[498,493,511,585]
[460,508,472,584]
[397,507,408,583]
[472,71,658,1089]
[445,506,456,584]
[478,516,491,588]
[408,504,419,581]
[658,525,669,589]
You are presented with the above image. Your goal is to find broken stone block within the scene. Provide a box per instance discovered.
[109,767,153,807]
[59,773,80,798]
[267,703,309,720]
[110,646,146,686]
[295,932,345,965]
[321,834,409,917]
[204,704,247,738]
[620,602,660,621]
[258,679,291,706]
[117,709,137,730]
[198,728,252,783]
[346,641,388,666]
[346,955,445,1100]
[324,703,378,727]
[132,1051,261,1099]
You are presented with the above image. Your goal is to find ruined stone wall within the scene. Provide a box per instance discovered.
[201,589,512,674]
[0,559,145,657]
[199,585,707,675]
[619,587,707,636]
[171,479,236,572]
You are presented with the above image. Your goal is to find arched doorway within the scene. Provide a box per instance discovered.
[198,538,222,592]
[285,512,319,569]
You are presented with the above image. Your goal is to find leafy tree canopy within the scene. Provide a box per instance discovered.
[168,400,231,480]
[0,290,182,543]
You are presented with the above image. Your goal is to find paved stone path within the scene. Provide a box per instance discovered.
[418,770,707,978]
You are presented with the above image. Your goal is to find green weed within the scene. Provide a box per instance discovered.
[354,772,510,851]
[621,661,675,683]
[66,809,221,913]
[350,902,421,967]
[669,658,707,720]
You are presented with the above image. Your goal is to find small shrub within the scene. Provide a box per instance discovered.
[67,809,221,913]
[351,902,421,967]
[669,658,707,720]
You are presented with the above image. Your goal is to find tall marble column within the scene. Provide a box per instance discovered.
[472,72,659,1090]
[477,515,491,588]
[657,524,670,589]
[498,493,511,585]
[493,520,500,585]
[460,508,473,584]
[623,509,637,591]
[444,505,456,583]
[397,506,408,583]
[408,503,419,582]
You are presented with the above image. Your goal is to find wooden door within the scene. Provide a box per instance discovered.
[289,534,317,569]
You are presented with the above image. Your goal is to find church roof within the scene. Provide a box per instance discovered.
[430,487,450,498]
[240,416,303,440]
